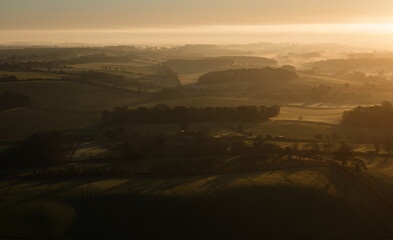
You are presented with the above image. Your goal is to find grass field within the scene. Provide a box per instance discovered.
[0,71,66,80]
[0,81,150,141]
[0,167,391,239]
[0,81,146,111]
[298,73,360,86]
[67,61,157,79]
[67,61,181,88]
[178,73,201,85]
[274,105,350,124]
[0,107,98,141]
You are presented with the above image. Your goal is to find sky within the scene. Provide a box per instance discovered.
[1,0,393,46]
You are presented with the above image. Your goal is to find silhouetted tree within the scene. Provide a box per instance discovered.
[384,138,393,161]
[352,158,367,174]
[18,131,67,168]
[342,101,393,128]
[334,143,353,167]
[104,104,280,125]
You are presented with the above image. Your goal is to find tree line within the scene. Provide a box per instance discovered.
[342,101,393,128]
[0,128,368,177]
[0,131,69,169]
[102,104,281,126]
[0,74,18,82]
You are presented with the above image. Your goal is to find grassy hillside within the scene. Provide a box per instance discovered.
[0,71,66,80]
[0,107,98,141]
[0,167,391,239]
[68,62,156,78]
[0,81,149,141]
[67,60,180,88]
[0,81,146,111]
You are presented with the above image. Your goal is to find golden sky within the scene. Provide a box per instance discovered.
[1,0,393,46]
[2,0,393,29]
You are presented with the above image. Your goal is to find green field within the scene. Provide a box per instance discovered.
[0,167,391,239]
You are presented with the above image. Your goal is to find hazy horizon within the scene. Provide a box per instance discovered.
[2,0,393,48]
[2,0,393,29]
[1,24,393,49]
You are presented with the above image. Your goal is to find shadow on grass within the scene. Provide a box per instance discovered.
[31,184,393,240]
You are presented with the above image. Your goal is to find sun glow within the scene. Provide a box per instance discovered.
[2,24,393,47]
